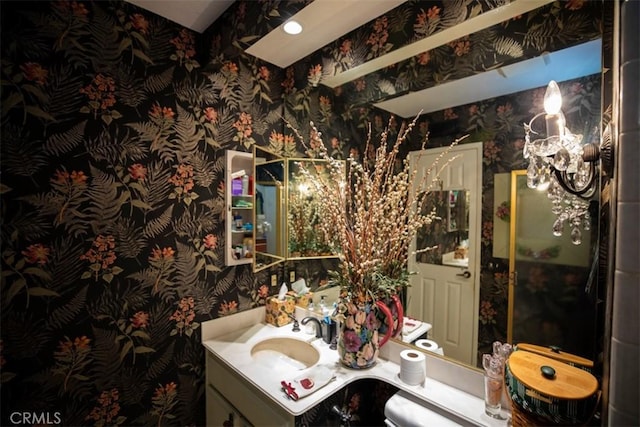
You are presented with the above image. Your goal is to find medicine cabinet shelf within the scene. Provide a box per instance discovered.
[225,150,254,266]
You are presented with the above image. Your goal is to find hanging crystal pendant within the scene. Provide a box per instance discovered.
[575,161,591,189]
[537,166,551,191]
[553,148,571,171]
[583,212,591,231]
[553,217,565,237]
[527,160,539,189]
[551,179,566,203]
[571,226,582,245]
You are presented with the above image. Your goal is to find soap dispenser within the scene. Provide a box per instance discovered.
[319,295,327,315]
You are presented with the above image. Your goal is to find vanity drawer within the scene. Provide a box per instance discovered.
[206,352,294,427]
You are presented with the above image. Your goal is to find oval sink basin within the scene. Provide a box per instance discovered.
[251,337,320,370]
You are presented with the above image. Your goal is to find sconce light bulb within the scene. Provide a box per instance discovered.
[298,183,310,195]
[543,80,562,115]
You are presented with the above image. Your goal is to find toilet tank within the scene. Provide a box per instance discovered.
[384,390,473,427]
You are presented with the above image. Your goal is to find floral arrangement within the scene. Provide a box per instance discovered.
[288,117,465,304]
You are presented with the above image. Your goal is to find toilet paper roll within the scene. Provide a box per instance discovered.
[414,339,443,355]
[399,349,426,385]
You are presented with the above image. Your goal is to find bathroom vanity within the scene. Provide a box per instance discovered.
[205,346,294,426]
[202,306,511,426]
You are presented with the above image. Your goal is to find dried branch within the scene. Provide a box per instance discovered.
[286,116,467,303]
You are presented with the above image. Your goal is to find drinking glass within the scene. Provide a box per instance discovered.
[484,372,503,418]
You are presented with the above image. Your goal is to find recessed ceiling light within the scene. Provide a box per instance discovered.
[283,20,302,35]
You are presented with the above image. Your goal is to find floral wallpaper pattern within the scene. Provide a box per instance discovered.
[322,0,603,109]
[1,0,605,425]
[1,1,287,424]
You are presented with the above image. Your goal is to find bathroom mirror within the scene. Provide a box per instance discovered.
[271,0,607,370]
[287,158,343,260]
[253,146,286,272]
[330,1,604,370]
[508,170,598,359]
[415,190,470,269]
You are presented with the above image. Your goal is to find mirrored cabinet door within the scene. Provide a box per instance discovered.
[253,146,286,272]
[286,158,342,260]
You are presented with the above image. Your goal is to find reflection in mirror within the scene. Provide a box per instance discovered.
[508,170,598,361]
[287,159,342,260]
[274,0,605,372]
[415,190,470,269]
[253,146,286,272]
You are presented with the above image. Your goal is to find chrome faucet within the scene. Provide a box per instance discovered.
[301,317,322,339]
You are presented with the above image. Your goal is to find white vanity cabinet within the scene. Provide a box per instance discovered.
[206,385,251,427]
[205,351,295,427]
[225,150,254,266]
[201,307,494,427]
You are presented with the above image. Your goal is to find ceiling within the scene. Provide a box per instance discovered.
[127,0,235,33]
[127,0,601,117]
[374,38,602,117]
[126,0,405,66]
[244,0,406,68]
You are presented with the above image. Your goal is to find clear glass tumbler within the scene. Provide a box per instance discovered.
[483,373,503,418]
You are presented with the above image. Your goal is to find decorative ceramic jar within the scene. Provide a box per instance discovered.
[338,299,395,369]
[376,295,404,339]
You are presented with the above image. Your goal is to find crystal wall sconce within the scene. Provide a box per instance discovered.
[523,80,611,245]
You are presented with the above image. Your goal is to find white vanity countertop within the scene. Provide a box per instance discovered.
[201,307,509,426]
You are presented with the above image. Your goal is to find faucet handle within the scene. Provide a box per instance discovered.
[288,313,300,332]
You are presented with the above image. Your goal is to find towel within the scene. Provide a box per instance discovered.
[280,366,334,401]
[402,317,422,335]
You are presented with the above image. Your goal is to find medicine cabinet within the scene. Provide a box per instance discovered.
[225,150,254,266]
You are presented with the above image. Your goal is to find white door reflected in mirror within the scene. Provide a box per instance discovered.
[407,142,482,367]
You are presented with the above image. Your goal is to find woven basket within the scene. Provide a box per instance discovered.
[505,350,600,426]
[509,392,601,427]
[510,398,556,427]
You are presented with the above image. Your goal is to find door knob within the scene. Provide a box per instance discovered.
[456,271,471,278]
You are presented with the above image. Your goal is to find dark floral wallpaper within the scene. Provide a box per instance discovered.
[1,0,606,425]
[1,1,289,425]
